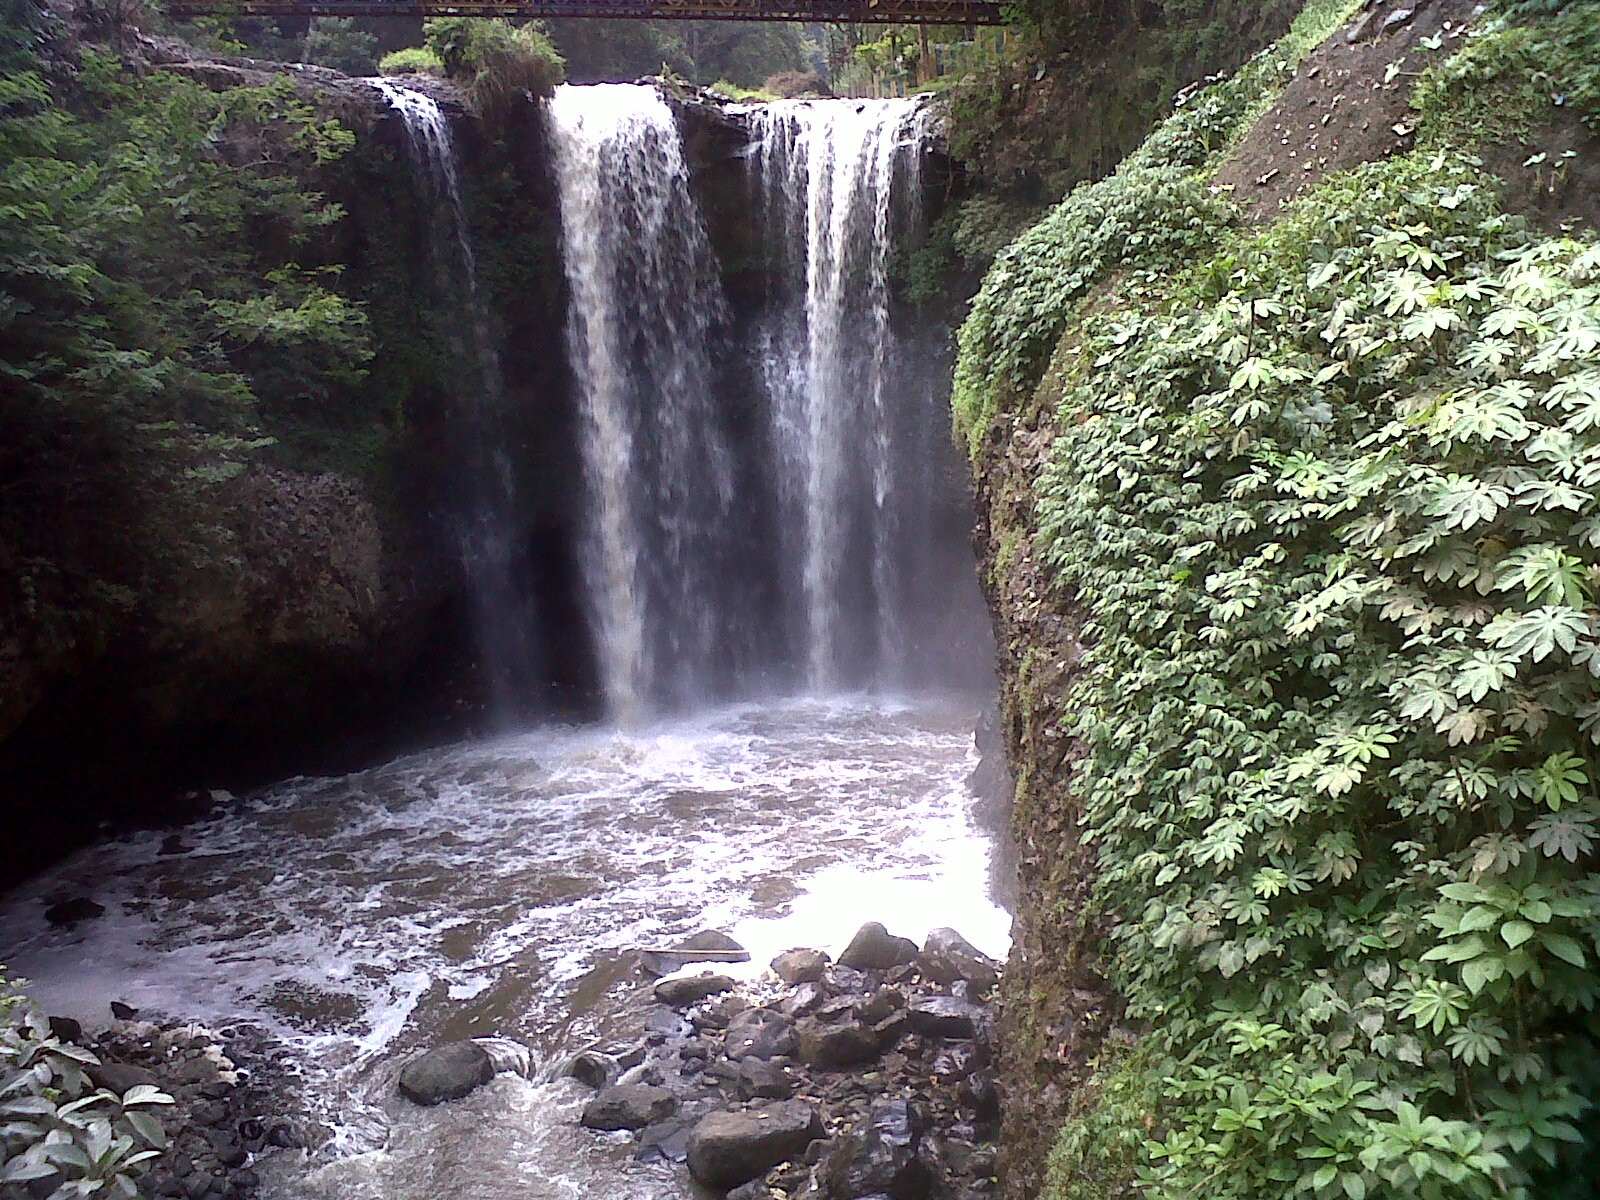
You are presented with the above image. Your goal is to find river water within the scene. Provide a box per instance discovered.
[0,695,1007,1198]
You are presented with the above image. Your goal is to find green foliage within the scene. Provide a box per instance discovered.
[707,78,777,102]
[0,971,175,1196]
[951,0,1362,460]
[1027,141,1600,1200]
[1501,1,1600,129]
[422,18,565,110]
[1410,5,1600,153]
[0,27,370,660]
[378,45,444,76]
[300,16,378,76]
[1411,21,1547,150]
[544,18,814,88]
[1044,1043,1160,1200]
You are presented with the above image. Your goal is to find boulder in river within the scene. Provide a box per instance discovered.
[686,1100,824,1190]
[918,927,1000,992]
[46,897,105,925]
[640,931,750,977]
[797,1017,879,1068]
[581,1084,678,1131]
[823,1099,927,1199]
[724,1008,797,1061]
[906,996,986,1040]
[770,948,829,985]
[837,922,918,971]
[654,973,736,1008]
[736,1058,796,1101]
[397,1041,494,1106]
[567,1050,619,1089]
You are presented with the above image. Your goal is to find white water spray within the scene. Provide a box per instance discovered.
[371,80,543,721]
[748,99,931,692]
[547,84,736,724]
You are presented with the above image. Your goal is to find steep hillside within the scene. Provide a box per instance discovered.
[957,1,1600,1196]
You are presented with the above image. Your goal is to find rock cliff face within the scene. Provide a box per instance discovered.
[0,48,570,884]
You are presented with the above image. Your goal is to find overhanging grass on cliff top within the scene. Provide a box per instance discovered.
[961,2,1600,1197]
[949,0,1363,463]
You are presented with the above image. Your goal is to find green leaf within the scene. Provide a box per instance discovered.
[1541,933,1587,968]
[1500,920,1535,949]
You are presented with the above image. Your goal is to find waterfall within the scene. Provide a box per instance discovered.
[372,80,542,722]
[748,99,932,692]
[546,84,736,724]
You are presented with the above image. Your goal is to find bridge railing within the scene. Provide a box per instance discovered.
[162,0,1005,23]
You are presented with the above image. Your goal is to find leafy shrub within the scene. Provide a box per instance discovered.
[1035,143,1600,1199]
[0,971,173,1196]
[0,33,370,685]
[760,69,828,98]
[950,0,1364,460]
[301,16,377,77]
[422,18,564,111]
[377,46,444,77]
[956,2,1600,1197]
[708,78,777,101]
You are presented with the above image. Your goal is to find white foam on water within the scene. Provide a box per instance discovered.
[0,695,1008,1198]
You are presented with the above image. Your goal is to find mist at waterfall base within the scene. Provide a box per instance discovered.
[0,84,1005,1200]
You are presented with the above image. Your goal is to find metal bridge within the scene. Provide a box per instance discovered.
[163,0,1003,21]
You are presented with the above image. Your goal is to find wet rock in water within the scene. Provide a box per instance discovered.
[397,1041,494,1106]
[159,834,191,856]
[48,1015,84,1044]
[837,922,918,971]
[581,1084,678,1131]
[724,1009,797,1061]
[781,981,826,1018]
[686,1100,824,1189]
[635,1118,695,1164]
[655,973,737,1008]
[109,1000,139,1021]
[797,1017,879,1069]
[264,1118,305,1149]
[931,1041,979,1082]
[88,1061,159,1095]
[906,996,985,1040]
[859,987,905,1025]
[46,897,105,925]
[918,928,1000,992]
[647,1006,691,1037]
[692,993,750,1032]
[567,1050,619,1089]
[640,930,751,976]
[823,1099,926,1199]
[770,948,829,985]
[736,1058,796,1101]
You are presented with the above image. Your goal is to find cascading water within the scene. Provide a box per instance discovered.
[748,99,936,693]
[372,80,543,721]
[546,84,738,724]
[548,87,977,719]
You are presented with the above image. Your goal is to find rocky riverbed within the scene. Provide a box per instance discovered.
[35,1012,307,1200]
[390,921,1003,1199]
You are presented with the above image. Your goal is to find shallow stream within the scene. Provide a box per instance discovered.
[0,696,1007,1199]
